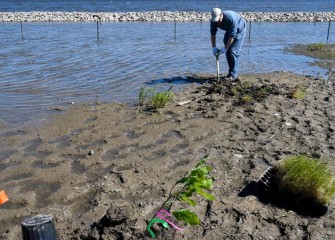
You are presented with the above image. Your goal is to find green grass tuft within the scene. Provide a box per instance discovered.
[241,94,253,104]
[150,90,174,110]
[307,43,326,51]
[138,86,173,111]
[288,84,307,100]
[274,155,335,205]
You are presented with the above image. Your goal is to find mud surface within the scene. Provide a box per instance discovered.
[1,71,335,239]
[288,43,335,74]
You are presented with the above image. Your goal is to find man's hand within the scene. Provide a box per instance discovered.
[220,47,226,54]
[212,47,219,56]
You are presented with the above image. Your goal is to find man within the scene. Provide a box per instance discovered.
[210,7,246,81]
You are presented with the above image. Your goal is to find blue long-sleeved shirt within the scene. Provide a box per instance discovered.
[210,11,246,37]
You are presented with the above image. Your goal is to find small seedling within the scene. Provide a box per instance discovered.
[147,157,215,237]
[150,89,174,110]
[138,86,173,111]
[274,155,335,206]
[138,87,152,106]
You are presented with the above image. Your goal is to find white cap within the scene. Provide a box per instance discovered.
[211,7,222,22]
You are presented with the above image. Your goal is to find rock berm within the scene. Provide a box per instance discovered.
[1,11,334,22]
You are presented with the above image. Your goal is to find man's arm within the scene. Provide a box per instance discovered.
[211,35,216,47]
[225,36,234,50]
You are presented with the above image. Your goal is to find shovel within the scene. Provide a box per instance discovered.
[214,52,220,82]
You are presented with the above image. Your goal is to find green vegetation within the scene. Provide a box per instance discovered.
[307,42,326,51]
[138,86,174,111]
[150,90,174,109]
[148,157,215,236]
[229,82,278,105]
[173,157,215,210]
[274,155,335,206]
[138,87,154,107]
[288,43,335,69]
[241,94,253,104]
[288,84,307,100]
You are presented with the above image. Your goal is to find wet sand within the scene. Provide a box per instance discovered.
[1,69,335,239]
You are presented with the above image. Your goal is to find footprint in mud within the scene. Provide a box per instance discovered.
[70,161,86,175]
[30,159,62,169]
[71,190,97,216]
[154,130,185,145]
[48,135,71,149]
[163,130,184,139]
[21,138,53,160]
[146,149,167,161]
[19,180,60,208]
[2,172,33,184]
[169,143,189,153]
[102,144,138,161]
[0,149,18,161]
[75,139,107,152]
[84,116,97,123]
[125,130,143,139]
[68,128,89,137]
[170,159,190,170]
[0,129,27,137]
[21,138,42,152]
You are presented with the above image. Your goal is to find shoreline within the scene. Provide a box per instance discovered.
[1,71,335,239]
[1,11,335,22]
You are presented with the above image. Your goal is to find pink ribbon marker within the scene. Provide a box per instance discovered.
[156,209,183,231]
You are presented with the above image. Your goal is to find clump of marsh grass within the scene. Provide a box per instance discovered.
[274,155,335,206]
[138,86,173,111]
[138,87,155,106]
[150,89,174,110]
[288,84,307,100]
[307,42,325,52]
[241,94,253,104]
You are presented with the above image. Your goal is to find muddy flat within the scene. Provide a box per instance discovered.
[1,70,335,239]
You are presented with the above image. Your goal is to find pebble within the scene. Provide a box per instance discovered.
[0,11,334,22]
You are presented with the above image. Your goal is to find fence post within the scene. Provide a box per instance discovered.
[20,21,24,40]
[93,15,101,40]
[327,21,331,42]
[174,21,177,41]
[248,21,251,40]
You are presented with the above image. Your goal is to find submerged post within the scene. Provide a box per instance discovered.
[174,21,177,41]
[248,21,251,40]
[327,21,331,42]
[93,15,101,40]
[20,21,24,40]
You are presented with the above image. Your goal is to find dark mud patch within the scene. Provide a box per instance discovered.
[287,43,335,78]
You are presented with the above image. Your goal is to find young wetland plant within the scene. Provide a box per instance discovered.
[138,86,174,111]
[241,94,253,104]
[147,157,215,237]
[288,84,307,100]
[307,42,326,51]
[274,155,335,206]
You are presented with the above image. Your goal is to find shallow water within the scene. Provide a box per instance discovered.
[0,21,334,127]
